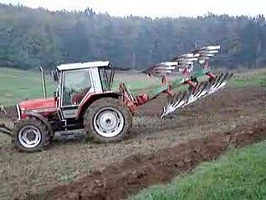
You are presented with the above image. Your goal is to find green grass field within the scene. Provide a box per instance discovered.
[0,67,265,105]
[228,69,266,88]
[129,140,266,200]
[0,68,55,105]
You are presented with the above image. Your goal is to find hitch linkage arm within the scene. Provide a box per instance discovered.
[0,124,12,137]
[0,105,13,136]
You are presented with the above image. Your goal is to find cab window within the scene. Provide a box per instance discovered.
[62,69,92,106]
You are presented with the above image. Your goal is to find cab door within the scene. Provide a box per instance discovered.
[60,69,94,119]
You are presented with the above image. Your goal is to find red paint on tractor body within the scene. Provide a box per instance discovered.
[19,98,57,118]
[19,97,56,110]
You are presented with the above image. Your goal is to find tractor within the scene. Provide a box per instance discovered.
[0,45,233,152]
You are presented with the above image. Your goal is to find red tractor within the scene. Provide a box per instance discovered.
[0,45,233,152]
[3,61,135,152]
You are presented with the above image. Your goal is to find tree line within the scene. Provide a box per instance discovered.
[1,3,266,70]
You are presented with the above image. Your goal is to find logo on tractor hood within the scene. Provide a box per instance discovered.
[19,98,56,112]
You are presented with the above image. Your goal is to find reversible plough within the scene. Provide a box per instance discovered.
[120,45,233,117]
[0,45,233,152]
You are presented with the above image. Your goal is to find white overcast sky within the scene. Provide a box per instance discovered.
[1,0,265,18]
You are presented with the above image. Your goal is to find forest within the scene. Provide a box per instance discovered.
[1,3,266,70]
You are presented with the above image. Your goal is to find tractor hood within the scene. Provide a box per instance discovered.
[19,97,56,112]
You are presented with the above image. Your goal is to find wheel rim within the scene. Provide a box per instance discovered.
[18,125,42,148]
[93,107,124,138]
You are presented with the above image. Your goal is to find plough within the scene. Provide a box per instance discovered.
[121,45,233,117]
[0,45,233,152]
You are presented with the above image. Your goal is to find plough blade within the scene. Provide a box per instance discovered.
[206,73,233,95]
[160,72,233,118]
[161,81,209,117]
[161,91,189,117]
[183,81,210,106]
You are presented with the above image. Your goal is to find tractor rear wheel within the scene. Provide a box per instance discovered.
[83,98,132,143]
[11,117,51,152]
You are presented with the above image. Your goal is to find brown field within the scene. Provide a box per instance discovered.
[0,72,266,199]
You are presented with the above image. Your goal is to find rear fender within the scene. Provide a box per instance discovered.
[24,112,53,134]
[77,92,121,120]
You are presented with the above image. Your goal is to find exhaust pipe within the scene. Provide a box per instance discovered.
[39,67,47,98]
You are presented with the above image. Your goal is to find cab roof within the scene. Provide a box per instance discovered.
[56,61,110,71]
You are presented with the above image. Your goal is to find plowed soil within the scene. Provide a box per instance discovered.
[0,86,265,200]
[27,119,266,200]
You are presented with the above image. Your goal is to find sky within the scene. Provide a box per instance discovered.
[1,0,265,18]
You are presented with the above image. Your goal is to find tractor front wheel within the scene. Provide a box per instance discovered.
[12,117,51,152]
[83,98,132,143]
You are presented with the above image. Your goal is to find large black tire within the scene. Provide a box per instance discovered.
[83,98,132,143]
[11,117,51,152]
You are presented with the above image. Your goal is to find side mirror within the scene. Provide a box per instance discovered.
[53,91,58,102]
[51,70,59,82]
[54,87,59,100]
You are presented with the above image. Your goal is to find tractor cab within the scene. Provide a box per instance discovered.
[52,61,116,122]
[54,61,114,106]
